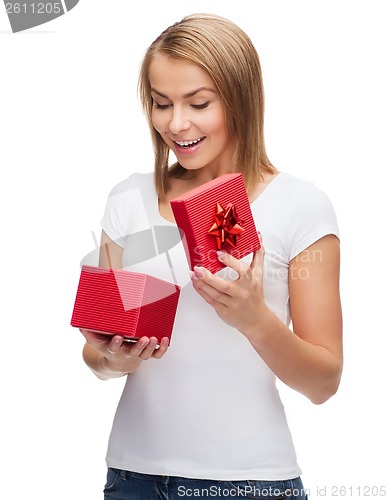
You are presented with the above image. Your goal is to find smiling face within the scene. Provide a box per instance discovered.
[149,54,235,179]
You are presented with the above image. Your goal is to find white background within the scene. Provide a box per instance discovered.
[1,1,387,498]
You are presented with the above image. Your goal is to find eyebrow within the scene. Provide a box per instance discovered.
[150,86,217,99]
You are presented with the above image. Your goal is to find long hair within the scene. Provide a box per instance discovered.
[138,13,276,199]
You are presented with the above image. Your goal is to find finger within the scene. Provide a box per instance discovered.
[80,328,104,342]
[106,335,124,356]
[152,337,170,359]
[138,336,160,360]
[192,265,234,296]
[192,276,232,306]
[194,285,233,310]
[250,233,265,272]
[126,336,150,357]
[80,329,114,349]
[216,251,251,278]
[251,246,264,272]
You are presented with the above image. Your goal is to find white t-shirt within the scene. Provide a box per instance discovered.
[101,171,340,480]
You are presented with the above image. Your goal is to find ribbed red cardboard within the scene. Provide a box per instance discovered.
[170,173,260,274]
[71,266,181,343]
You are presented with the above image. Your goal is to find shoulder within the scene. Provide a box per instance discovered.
[276,172,327,197]
[272,173,336,214]
[279,173,340,260]
[107,171,154,197]
[101,171,155,244]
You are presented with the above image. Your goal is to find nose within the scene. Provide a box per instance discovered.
[168,106,191,135]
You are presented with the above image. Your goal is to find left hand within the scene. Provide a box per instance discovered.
[190,233,267,335]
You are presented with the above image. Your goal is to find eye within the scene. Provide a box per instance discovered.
[191,102,209,110]
[154,103,171,110]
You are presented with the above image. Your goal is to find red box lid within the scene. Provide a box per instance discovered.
[170,173,260,273]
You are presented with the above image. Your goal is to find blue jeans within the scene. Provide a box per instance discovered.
[103,469,308,499]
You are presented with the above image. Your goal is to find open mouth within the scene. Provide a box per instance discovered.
[174,137,206,149]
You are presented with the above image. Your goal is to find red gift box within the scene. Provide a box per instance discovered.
[71,265,180,343]
[170,173,261,274]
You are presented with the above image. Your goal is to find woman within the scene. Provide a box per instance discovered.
[82,13,342,499]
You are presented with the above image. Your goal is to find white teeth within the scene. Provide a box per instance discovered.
[175,138,203,147]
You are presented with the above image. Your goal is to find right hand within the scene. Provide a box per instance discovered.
[81,329,169,376]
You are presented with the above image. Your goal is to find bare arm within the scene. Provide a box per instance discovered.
[247,235,342,403]
[191,234,343,404]
[82,230,169,380]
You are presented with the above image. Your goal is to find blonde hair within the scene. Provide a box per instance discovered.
[139,13,276,199]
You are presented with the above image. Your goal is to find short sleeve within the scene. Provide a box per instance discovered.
[100,174,151,248]
[287,181,340,261]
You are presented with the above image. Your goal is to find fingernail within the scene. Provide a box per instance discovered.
[194,266,205,278]
[216,250,227,260]
[189,270,198,281]
[149,339,158,349]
